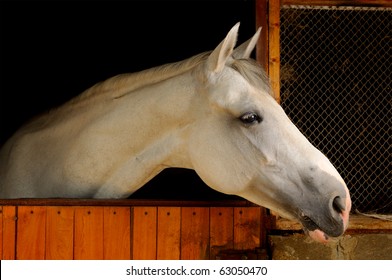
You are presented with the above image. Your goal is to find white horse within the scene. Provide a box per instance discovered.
[0,23,351,243]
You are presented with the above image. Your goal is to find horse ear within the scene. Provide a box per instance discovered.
[233,27,261,59]
[206,22,240,74]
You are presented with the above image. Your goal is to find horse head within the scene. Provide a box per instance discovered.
[188,23,351,243]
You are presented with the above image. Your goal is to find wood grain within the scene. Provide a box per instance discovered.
[74,207,104,260]
[234,207,261,250]
[104,207,131,259]
[157,207,181,259]
[45,206,74,259]
[132,207,157,259]
[269,0,281,103]
[181,207,210,260]
[210,207,234,259]
[16,206,46,259]
[1,206,17,259]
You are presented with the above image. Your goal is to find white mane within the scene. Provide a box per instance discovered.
[73,52,211,102]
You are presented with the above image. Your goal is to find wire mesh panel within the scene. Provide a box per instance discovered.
[280,6,391,214]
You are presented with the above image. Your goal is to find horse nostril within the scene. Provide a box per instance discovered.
[332,196,346,213]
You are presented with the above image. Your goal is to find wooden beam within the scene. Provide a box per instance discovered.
[0,198,256,207]
[256,0,269,72]
[271,215,392,232]
[269,0,281,103]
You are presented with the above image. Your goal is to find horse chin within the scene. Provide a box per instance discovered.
[300,217,330,243]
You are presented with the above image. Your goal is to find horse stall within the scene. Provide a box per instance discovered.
[1,1,391,261]
[0,1,268,261]
[0,199,268,260]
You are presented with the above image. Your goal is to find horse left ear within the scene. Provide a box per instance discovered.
[206,22,240,74]
[233,27,261,59]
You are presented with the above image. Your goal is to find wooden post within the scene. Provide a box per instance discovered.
[269,0,281,103]
[256,0,269,72]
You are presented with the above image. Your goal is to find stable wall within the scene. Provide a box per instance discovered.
[0,200,265,260]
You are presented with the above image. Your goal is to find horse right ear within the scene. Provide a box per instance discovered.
[206,22,240,74]
[233,27,261,59]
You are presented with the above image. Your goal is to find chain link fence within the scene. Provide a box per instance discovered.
[280,5,391,214]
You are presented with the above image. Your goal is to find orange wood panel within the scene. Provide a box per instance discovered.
[132,207,157,260]
[103,207,131,260]
[210,207,234,258]
[45,206,74,260]
[1,206,17,259]
[256,0,269,72]
[157,207,181,260]
[0,206,2,258]
[180,207,210,260]
[74,207,104,260]
[233,207,261,250]
[16,206,46,259]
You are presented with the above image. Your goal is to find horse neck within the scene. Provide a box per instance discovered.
[92,70,197,170]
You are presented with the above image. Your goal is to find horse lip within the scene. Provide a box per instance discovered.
[299,214,344,238]
[300,215,320,232]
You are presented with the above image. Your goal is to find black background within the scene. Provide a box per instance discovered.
[0,0,256,200]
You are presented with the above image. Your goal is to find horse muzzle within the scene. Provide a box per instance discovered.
[300,186,351,243]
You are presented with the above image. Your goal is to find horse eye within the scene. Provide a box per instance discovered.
[239,112,262,125]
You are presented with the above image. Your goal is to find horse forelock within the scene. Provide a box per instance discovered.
[230,59,272,94]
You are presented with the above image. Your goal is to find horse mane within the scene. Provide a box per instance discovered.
[72,51,211,103]
[71,51,271,104]
[16,51,273,135]
[230,58,272,94]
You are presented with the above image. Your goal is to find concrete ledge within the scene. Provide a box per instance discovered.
[269,233,392,260]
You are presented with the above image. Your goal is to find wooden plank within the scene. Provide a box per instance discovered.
[157,207,181,260]
[45,206,74,260]
[132,206,157,260]
[16,206,46,259]
[269,0,281,103]
[256,0,269,72]
[1,206,16,259]
[74,207,104,260]
[103,207,131,260]
[180,207,210,260]
[0,206,2,258]
[210,207,234,259]
[0,198,256,207]
[234,207,261,250]
[273,214,392,231]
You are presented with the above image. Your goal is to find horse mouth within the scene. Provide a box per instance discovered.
[301,215,320,231]
[300,215,331,243]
